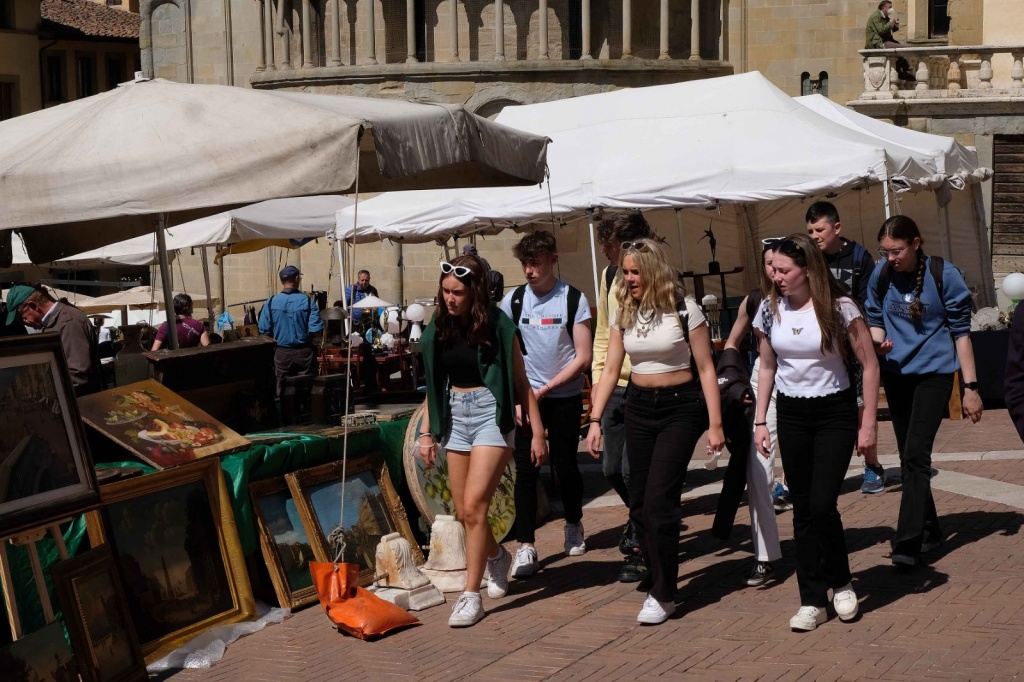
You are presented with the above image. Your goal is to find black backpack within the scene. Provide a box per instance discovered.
[509,283,583,341]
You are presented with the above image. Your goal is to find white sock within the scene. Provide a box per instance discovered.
[463,591,481,600]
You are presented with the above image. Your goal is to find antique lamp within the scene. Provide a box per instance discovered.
[1002,273,1024,315]
[405,303,426,342]
[701,294,721,341]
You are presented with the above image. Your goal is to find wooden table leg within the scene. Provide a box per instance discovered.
[0,542,23,640]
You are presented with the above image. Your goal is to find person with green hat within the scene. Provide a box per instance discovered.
[6,284,100,395]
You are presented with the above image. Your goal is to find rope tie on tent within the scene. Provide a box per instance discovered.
[334,146,361,564]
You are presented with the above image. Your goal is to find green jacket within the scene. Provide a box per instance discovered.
[420,306,520,440]
[865,10,895,49]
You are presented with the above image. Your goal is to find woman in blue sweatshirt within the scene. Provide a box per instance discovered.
[865,216,982,568]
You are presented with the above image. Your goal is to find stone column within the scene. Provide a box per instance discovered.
[367,0,378,65]
[332,0,342,65]
[494,0,505,61]
[659,0,669,60]
[406,0,417,62]
[581,0,591,59]
[622,0,632,59]
[257,0,267,70]
[301,0,312,67]
[263,0,275,69]
[690,0,700,60]
[450,0,459,62]
[1012,51,1024,89]
[978,51,993,89]
[538,0,548,60]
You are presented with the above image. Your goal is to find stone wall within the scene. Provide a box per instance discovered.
[0,0,43,117]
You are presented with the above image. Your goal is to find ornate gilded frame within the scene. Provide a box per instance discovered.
[51,545,148,682]
[249,476,318,610]
[285,455,422,587]
[85,458,256,663]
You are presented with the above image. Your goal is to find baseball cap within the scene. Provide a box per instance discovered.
[5,285,36,325]
[279,265,302,282]
[462,244,479,257]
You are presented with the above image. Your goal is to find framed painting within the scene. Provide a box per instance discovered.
[85,458,256,662]
[249,477,318,610]
[0,333,100,537]
[286,456,423,587]
[78,379,250,469]
[401,402,515,542]
[51,546,147,682]
[0,620,79,681]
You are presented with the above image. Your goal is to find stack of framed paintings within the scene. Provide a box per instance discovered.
[249,455,423,608]
[85,457,256,663]
[0,620,79,681]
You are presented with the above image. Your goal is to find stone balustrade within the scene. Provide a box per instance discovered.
[254,0,716,74]
[859,45,1024,100]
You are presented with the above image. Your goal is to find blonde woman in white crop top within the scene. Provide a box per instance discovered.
[585,238,724,626]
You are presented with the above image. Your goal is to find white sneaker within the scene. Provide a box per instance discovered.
[510,545,539,578]
[832,583,859,622]
[448,592,484,627]
[789,605,827,632]
[486,545,512,598]
[564,521,586,556]
[637,594,675,625]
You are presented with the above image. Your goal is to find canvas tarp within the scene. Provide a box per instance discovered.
[0,77,550,263]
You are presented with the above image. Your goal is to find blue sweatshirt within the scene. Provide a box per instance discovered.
[864,256,972,376]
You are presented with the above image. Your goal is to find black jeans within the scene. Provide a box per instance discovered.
[514,394,584,543]
[777,388,857,608]
[625,381,708,602]
[883,372,952,558]
[273,345,318,399]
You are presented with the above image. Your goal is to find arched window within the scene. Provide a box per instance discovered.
[800,71,829,97]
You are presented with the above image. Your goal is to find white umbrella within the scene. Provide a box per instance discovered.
[0,77,549,348]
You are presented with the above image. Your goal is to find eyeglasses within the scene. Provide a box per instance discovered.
[621,241,652,253]
[878,245,909,259]
[440,262,472,278]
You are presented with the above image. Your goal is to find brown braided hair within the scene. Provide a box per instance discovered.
[877,215,925,323]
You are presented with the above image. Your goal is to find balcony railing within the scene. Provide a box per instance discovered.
[859,45,1024,99]
[252,0,720,75]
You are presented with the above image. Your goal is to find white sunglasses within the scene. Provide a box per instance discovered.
[440,262,471,278]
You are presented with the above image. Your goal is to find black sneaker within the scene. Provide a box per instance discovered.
[745,561,775,587]
[618,521,638,555]
[618,553,647,583]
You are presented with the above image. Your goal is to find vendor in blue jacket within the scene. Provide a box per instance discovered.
[865,216,981,570]
[259,265,323,398]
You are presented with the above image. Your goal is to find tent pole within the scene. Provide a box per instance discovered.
[588,217,599,303]
[674,209,688,272]
[881,165,892,219]
[200,246,215,329]
[155,213,179,351]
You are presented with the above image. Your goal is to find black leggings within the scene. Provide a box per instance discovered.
[883,372,952,558]
[624,381,708,602]
[777,388,858,608]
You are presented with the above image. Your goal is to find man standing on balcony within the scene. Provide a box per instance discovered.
[865,1,915,81]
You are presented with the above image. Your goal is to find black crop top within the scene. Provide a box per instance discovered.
[440,336,483,388]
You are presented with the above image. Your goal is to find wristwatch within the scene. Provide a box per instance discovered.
[963,381,979,391]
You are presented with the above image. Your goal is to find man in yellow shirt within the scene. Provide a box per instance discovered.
[593,211,652,583]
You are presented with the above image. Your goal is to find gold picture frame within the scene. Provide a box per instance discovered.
[85,459,256,663]
[50,545,148,682]
[285,456,422,587]
[249,476,318,610]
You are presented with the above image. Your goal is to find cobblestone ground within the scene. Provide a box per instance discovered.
[165,411,1024,682]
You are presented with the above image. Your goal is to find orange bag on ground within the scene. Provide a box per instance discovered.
[310,561,419,640]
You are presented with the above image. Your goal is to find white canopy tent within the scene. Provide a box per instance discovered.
[332,73,995,306]
[0,77,549,348]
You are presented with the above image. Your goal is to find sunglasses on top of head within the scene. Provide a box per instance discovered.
[440,262,472,278]
[761,237,784,249]
[620,241,652,253]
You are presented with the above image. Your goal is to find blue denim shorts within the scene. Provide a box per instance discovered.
[443,387,514,451]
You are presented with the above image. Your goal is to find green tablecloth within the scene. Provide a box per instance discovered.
[1,419,411,644]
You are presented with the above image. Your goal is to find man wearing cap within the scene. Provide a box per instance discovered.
[259,266,324,398]
[344,270,379,323]
[6,284,100,395]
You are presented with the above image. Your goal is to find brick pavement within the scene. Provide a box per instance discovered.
[164,411,1024,682]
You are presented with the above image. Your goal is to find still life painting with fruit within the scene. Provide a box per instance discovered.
[78,379,250,469]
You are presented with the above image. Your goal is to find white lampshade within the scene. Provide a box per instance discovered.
[701,294,718,307]
[380,332,395,349]
[409,323,422,341]
[1002,272,1024,301]
[349,332,363,346]
[405,303,426,323]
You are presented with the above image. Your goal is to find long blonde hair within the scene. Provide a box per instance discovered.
[614,238,687,331]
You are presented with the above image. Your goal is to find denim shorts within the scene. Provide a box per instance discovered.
[443,387,514,452]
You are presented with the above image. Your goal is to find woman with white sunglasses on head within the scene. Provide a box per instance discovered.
[418,254,545,628]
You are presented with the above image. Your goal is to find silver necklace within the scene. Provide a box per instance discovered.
[635,308,656,338]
